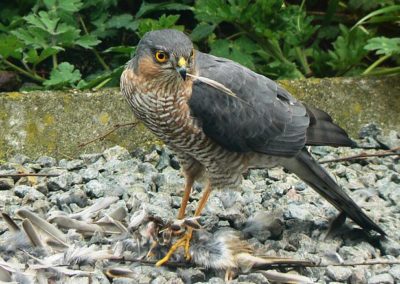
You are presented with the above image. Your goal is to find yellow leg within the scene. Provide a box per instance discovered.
[177,176,194,219]
[156,181,212,266]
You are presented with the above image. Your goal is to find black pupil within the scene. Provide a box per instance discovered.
[158,52,164,60]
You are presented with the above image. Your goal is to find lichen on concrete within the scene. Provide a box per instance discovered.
[0,75,399,160]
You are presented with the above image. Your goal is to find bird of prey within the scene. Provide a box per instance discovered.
[120,29,385,265]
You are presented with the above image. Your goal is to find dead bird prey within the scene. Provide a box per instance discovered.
[120,29,385,265]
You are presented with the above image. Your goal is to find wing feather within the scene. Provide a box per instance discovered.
[189,52,309,157]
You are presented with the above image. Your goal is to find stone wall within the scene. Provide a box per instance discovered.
[0,75,399,160]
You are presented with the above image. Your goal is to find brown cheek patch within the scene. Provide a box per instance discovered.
[138,56,162,79]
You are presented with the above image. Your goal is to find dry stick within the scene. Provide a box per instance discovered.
[78,122,138,148]
[319,146,400,164]
[0,173,59,178]
[111,257,400,269]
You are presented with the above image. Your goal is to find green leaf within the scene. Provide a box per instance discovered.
[75,34,101,49]
[364,37,400,55]
[135,1,192,18]
[43,0,83,13]
[352,5,400,30]
[106,14,138,30]
[24,11,60,34]
[190,23,215,42]
[210,37,257,69]
[0,34,23,59]
[103,46,135,55]
[44,62,81,88]
[328,25,370,74]
[137,14,183,37]
[24,47,61,64]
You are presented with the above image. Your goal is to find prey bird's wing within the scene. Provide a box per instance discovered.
[190,52,309,157]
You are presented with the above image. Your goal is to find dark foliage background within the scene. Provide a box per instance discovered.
[0,0,399,90]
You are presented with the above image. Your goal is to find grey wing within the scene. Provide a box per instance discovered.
[189,52,310,157]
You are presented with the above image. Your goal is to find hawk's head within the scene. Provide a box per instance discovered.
[133,29,194,82]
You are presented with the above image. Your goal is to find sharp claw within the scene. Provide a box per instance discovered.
[156,231,193,266]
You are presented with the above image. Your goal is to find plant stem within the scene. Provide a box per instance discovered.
[362,66,400,76]
[79,16,110,71]
[362,54,391,75]
[51,37,58,68]
[2,59,45,82]
[295,47,312,76]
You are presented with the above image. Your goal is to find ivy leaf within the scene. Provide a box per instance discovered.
[44,62,81,88]
[0,34,23,59]
[364,37,400,56]
[75,34,101,49]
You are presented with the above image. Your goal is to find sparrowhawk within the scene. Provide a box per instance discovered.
[120,29,385,265]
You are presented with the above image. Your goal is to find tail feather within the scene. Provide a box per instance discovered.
[283,149,385,235]
[305,105,356,147]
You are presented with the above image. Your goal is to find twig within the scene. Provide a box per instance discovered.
[0,173,59,178]
[319,146,400,164]
[316,259,400,267]
[110,256,194,268]
[110,256,400,269]
[78,122,138,148]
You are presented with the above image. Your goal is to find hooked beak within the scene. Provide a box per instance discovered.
[176,57,187,80]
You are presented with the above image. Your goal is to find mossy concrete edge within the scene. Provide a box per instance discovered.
[0,75,399,160]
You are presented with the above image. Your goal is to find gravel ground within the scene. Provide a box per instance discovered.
[0,124,399,284]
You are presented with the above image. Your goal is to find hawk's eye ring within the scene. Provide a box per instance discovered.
[155,51,168,63]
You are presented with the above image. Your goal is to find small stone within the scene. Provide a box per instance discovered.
[326,266,352,282]
[359,172,376,187]
[80,167,99,182]
[80,153,103,164]
[0,178,14,190]
[14,185,44,199]
[65,159,84,170]
[284,203,313,222]
[350,268,367,284]
[367,273,394,284]
[9,154,30,165]
[47,173,69,191]
[201,277,225,284]
[237,273,269,284]
[267,168,285,181]
[84,179,107,198]
[347,178,364,190]
[377,130,400,149]
[389,265,400,280]
[177,268,205,283]
[51,185,88,207]
[156,148,170,171]
[35,156,56,167]
[359,123,382,138]
[380,238,400,257]
[103,145,131,161]
[144,150,159,164]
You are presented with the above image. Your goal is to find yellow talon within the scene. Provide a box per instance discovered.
[155,232,192,266]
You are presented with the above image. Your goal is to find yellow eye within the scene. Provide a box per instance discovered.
[155,51,168,63]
